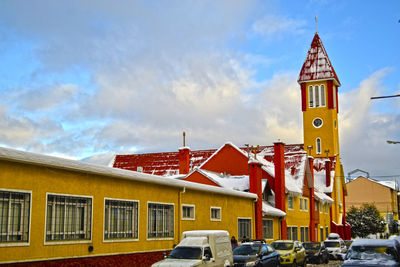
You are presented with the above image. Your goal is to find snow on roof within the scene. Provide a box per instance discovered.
[0,146,257,200]
[376,180,398,191]
[298,33,341,86]
[314,190,333,204]
[262,200,286,217]
[193,169,249,191]
[351,238,398,247]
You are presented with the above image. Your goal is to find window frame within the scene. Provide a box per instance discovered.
[210,207,221,221]
[103,197,139,243]
[287,195,294,210]
[238,217,252,240]
[0,188,32,247]
[147,201,174,240]
[262,219,273,240]
[316,138,322,154]
[44,192,93,245]
[309,84,326,108]
[181,204,195,221]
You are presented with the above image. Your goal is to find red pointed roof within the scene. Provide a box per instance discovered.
[298,33,341,86]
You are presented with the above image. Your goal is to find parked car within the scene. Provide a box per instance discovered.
[345,240,353,250]
[151,230,233,267]
[303,241,329,264]
[324,234,347,260]
[271,240,306,267]
[341,238,400,266]
[232,240,280,267]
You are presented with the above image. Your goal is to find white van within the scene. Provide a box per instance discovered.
[151,230,233,267]
[324,233,347,259]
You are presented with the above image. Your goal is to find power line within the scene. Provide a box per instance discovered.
[370,94,400,100]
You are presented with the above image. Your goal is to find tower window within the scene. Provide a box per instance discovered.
[333,86,337,109]
[309,85,326,108]
[316,138,322,154]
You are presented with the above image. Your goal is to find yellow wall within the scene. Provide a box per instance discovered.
[285,195,310,240]
[303,81,340,158]
[0,160,255,264]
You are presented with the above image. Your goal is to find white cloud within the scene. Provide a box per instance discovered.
[252,14,307,36]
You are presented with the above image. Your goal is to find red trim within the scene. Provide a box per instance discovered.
[301,83,307,111]
[325,160,331,187]
[250,162,263,239]
[335,86,339,113]
[308,157,316,242]
[274,142,285,212]
[327,80,334,109]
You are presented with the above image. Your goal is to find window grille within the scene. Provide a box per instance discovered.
[210,207,221,221]
[321,85,326,106]
[46,194,92,241]
[147,203,174,238]
[182,205,194,220]
[238,218,251,240]
[104,199,138,240]
[315,86,320,107]
[0,190,30,244]
[263,219,273,239]
[309,86,314,107]
[288,196,294,210]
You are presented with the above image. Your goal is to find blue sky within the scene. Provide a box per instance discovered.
[0,0,399,179]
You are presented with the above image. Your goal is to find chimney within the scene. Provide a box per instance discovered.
[249,159,263,239]
[179,147,190,175]
[308,156,316,241]
[325,160,331,187]
[274,141,287,239]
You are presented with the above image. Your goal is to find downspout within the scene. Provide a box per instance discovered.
[178,187,186,244]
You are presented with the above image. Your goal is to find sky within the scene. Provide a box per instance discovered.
[0,0,399,181]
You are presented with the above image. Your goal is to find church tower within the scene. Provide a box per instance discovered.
[298,33,341,159]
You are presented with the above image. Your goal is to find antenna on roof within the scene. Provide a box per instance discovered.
[183,131,186,147]
[315,15,318,33]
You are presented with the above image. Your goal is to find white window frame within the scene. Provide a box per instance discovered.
[0,188,32,247]
[263,219,273,240]
[309,86,314,107]
[309,85,326,108]
[299,198,303,210]
[316,138,322,154]
[238,217,252,240]
[181,204,195,221]
[44,193,93,245]
[103,197,139,242]
[210,207,221,221]
[288,195,294,210]
[304,198,308,211]
[147,201,174,240]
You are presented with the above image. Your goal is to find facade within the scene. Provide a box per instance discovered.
[346,176,400,233]
[0,147,257,265]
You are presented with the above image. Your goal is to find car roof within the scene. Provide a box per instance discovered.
[272,240,295,243]
[351,238,399,247]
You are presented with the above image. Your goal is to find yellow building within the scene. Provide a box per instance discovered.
[346,176,399,233]
[0,147,257,265]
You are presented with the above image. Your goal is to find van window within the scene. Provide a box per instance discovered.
[204,247,213,259]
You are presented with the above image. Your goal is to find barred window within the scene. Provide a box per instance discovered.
[262,219,273,239]
[182,205,195,220]
[0,190,30,244]
[210,207,221,221]
[46,194,92,242]
[104,199,138,240]
[148,203,174,238]
[238,218,251,240]
[300,226,309,242]
[287,226,298,241]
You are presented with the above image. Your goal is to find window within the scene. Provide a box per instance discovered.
[210,207,221,221]
[319,202,323,213]
[263,219,273,239]
[325,204,329,214]
[182,204,195,220]
[309,85,326,108]
[304,198,308,211]
[287,226,298,241]
[325,227,329,240]
[316,138,321,154]
[288,196,294,210]
[104,199,138,240]
[299,198,303,210]
[309,86,314,107]
[238,218,251,240]
[148,202,174,239]
[46,194,92,242]
[315,200,319,212]
[320,227,324,242]
[0,190,31,244]
[333,87,337,109]
[299,197,308,211]
[300,227,309,242]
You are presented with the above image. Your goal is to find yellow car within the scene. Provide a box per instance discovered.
[271,240,306,267]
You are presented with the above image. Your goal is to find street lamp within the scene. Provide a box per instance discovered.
[387,140,400,144]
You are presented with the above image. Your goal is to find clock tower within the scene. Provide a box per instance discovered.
[298,32,341,159]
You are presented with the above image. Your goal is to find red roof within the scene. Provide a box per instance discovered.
[298,33,341,86]
[112,144,308,176]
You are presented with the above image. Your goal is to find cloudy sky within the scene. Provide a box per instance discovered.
[0,0,399,180]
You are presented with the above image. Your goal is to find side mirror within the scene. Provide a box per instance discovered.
[163,252,167,259]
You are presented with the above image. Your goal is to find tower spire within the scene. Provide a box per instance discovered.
[315,15,318,33]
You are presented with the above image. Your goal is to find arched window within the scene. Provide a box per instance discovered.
[316,138,321,154]
[309,86,314,107]
[315,85,320,107]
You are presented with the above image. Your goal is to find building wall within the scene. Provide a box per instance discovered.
[0,159,255,264]
[285,195,311,241]
[345,177,394,213]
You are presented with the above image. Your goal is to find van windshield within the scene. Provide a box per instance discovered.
[324,241,340,248]
[168,246,202,260]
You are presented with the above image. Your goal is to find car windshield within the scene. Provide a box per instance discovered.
[271,242,293,250]
[304,243,321,249]
[168,246,202,260]
[324,241,340,248]
[346,245,398,261]
[233,244,261,255]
